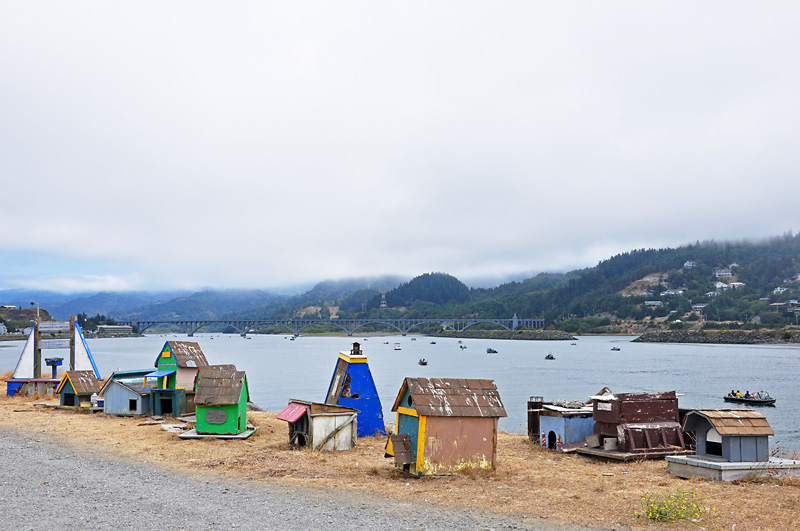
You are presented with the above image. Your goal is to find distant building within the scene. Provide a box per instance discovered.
[660,289,683,296]
[379,293,387,309]
[683,260,697,269]
[97,324,133,334]
[715,269,732,277]
[774,287,788,294]
[714,282,728,290]
[729,282,745,290]
[0,322,6,335]
[644,301,662,307]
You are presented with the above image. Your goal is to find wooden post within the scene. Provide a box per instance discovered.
[70,316,76,371]
[34,319,41,379]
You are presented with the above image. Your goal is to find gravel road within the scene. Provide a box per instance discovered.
[0,429,608,530]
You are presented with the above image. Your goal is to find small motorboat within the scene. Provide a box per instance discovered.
[430,341,436,344]
[459,345,467,350]
[611,346,621,351]
[486,348,498,354]
[394,343,402,351]
[545,353,555,360]
[723,393,776,406]
[570,342,576,346]
[411,337,416,341]
[418,358,428,366]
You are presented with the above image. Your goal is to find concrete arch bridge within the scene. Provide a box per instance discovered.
[117,316,544,337]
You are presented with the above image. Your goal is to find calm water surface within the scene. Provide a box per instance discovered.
[2,334,799,450]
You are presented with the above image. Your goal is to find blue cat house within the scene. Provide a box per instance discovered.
[324,342,385,437]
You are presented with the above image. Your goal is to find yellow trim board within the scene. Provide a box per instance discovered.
[338,353,368,363]
[416,415,427,474]
[396,406,418,417]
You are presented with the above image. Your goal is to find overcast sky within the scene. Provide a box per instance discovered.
[1,2,798,293]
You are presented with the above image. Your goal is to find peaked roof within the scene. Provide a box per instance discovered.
[194,364,248,406]
[156,341,209,368]
[392,377,507,418]
[99,378,152,397]
[56,370,101,395]
[686,409,774,436]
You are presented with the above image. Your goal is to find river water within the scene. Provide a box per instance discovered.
[2,333,799,450]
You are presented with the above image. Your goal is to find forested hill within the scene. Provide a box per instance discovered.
[334,234,800,329]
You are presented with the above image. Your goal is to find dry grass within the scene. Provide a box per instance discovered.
[1,395,798,530]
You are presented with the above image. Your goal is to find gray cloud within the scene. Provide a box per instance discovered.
[1,2,798,292]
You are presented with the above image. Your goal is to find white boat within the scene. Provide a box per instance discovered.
[394,343,402,350]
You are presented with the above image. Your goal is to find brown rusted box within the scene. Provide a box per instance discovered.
[593,391,678,424]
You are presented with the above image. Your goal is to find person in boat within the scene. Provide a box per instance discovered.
[745,391,751,399]
[730,389,736,397]
[736,390,742,397]
[753,391,760,399]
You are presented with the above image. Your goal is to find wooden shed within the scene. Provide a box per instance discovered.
[193,365,249,435]
[665,409,800,481]
[277,400,359,451]
[682,409,773,462]
[385,377,507,475]
[324,342,385,437]
[145,341,209,416]
[99,370,153,416]
[56,370,101,407]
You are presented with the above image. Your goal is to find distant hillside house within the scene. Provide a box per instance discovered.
[660,289,683,296]
[644,301,662,307]
[774,287,788,294]
[692,304,708,311]
[729,282,745,290]
[714,282,728,290]
[715,269,732,277]
[705,292,719,297]
[683,260,697,269]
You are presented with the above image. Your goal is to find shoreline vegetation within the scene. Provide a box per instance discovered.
[1,394,798,530]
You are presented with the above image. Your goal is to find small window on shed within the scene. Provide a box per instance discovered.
[407,395,413,407]
[129,398,137,411]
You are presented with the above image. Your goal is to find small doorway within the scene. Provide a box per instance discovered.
[548,431,557,449]
[706,427,722,456]
[160,398,173,415]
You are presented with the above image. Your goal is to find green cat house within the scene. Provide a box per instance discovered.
[187,364,253,438]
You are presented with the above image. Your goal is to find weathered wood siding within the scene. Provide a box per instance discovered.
[422,416,498,474]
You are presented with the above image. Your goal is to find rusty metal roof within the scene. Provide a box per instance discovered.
[57,370,101,395]
[394,378,507,418]
[690,409,774,436]
[194,365,248,406]
[165,341,209,368]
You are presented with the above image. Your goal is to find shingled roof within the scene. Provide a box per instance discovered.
[158,341,209,368]
[393,377,507,418]
[194,365,248,406]
[687,409,774,436]
[56,370,101,395]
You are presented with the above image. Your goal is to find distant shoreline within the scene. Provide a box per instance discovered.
[634,329,800,344]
